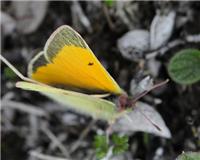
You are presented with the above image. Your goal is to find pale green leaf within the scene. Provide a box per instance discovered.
[176,152,200,160]
[168,49,200,85]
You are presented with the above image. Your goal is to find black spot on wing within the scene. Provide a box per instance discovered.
[88,62,94,66]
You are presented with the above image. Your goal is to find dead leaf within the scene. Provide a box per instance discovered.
[1,11,16,35]
[112,102,171,138]
[12,1,48,34]
[117,30,150,61]
[147,58,161,77]
[130,76,153,96]
[150,10,176,50]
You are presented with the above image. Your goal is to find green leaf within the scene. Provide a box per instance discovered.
[177,152,200,160]
[143,133,150,146]
[94,135,109,159]
[104,0,115,7]
[111,134,129,155]
[168,49,200,85]
[93,134,129,159]
[4,67,17,79]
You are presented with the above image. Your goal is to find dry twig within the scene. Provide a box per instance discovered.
[1,100,47,117]
[40,123,71,159]
[69,119,96,153]
[29,151,69,160]
[71,1,92,33]
[146,34,200,59]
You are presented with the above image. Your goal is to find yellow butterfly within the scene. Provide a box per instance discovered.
[28,25,123,95]
[1,25,128,122]
[1,25,168,130]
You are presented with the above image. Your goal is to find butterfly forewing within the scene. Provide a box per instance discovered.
[29,25,123,95]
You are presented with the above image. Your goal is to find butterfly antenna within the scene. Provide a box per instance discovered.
[136,107,162,131]
[128,80,169,132]
[131,79,169,104]
[0,55,39,84]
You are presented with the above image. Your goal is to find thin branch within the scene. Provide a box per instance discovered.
[186,34,200,42]
[29,151,69,160]
[71,1,92,33]
[40,124,71,159]
[102,146,113,160]
[69,119,96,153]
[103,5,115,30]
[146,34,200,59]
[1,100,47,117]
[26,115,39,147]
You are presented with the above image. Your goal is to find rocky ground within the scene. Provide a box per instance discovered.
[1,1,200,160]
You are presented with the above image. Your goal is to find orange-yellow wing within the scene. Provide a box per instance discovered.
[28,25,123,95]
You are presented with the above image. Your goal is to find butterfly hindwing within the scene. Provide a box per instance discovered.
[16,81,119,121]
[28,51,47,77]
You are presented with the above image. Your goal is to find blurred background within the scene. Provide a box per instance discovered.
[1,1,200,160]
